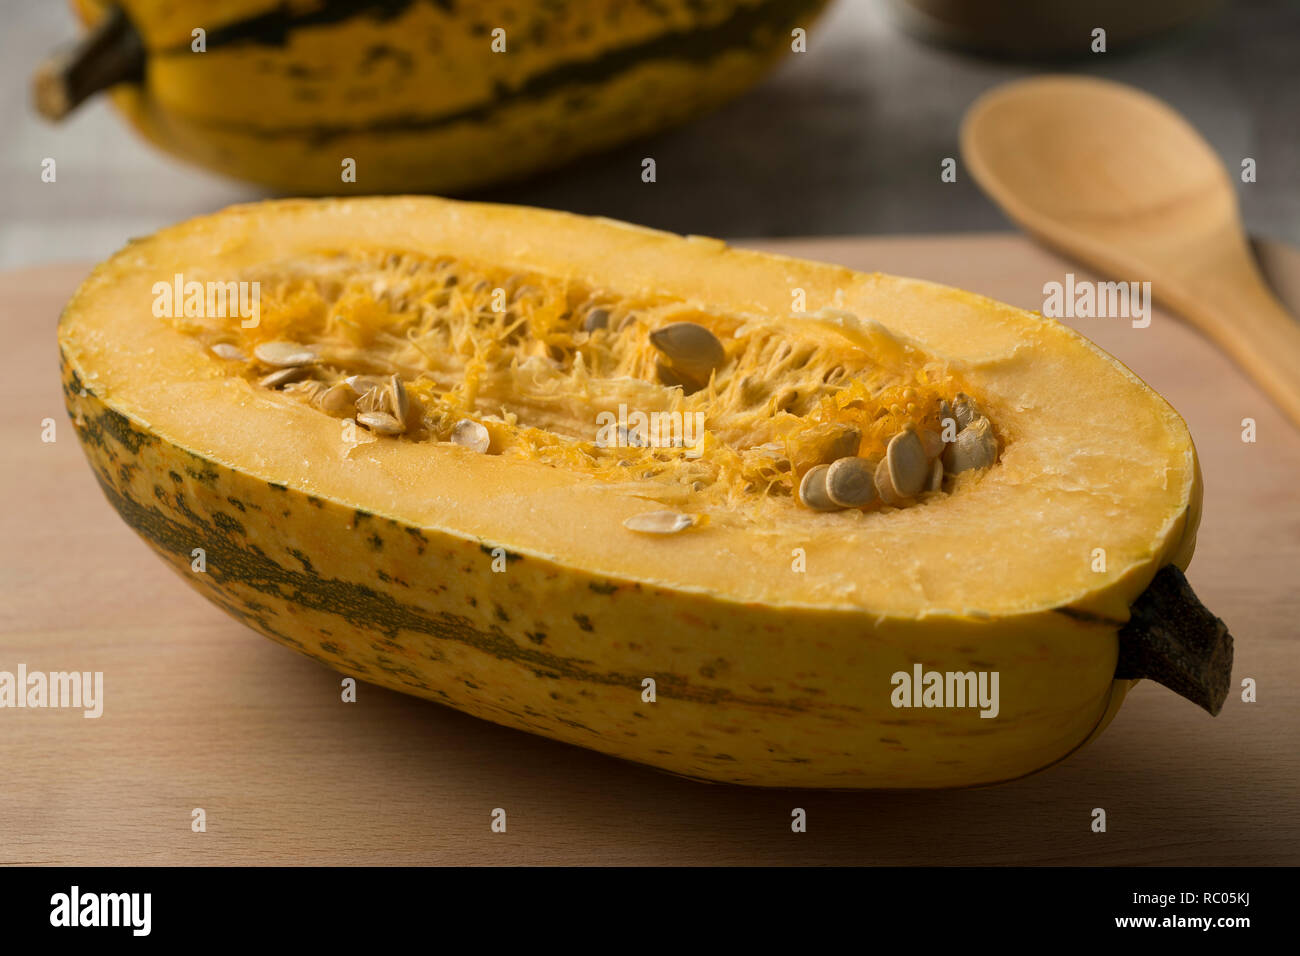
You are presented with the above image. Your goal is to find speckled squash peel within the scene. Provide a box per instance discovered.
[58,197,1232,788]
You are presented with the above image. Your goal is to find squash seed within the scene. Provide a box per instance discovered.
[623,511,697,534]
[918,427,944,460]
[388,374,408,422]
[450,419,490,453]
[319,382,358,416]
[357,410,404,436]
[346,374,387,393]
[874,457,904,507]
[798,464,841,512]
[887,427,928,497]
[825,457,877,508]
[953,393,981,430]
[211,342,246,361]
[649,322,725,384]
[928,457,944,492]
[253,340,317,367]
[582,307,610,332]
[824,424,862,463]
[943,416,998,473]
[655,360,695,392]
[355,386,389,415]
[259,366,310,388]
[285,379,328,403]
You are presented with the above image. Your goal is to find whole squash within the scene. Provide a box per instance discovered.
[57,197,1233,788]
[35,0,825,193]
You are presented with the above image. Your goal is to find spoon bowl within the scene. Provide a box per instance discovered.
[962,75,1300,427]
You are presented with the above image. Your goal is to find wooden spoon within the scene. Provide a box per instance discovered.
[961,75,1300,428]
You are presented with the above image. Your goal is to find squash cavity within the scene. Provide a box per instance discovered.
[173,249,999,516]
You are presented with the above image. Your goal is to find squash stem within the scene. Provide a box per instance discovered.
[32,6,144,121]
[1116,565,1234,715]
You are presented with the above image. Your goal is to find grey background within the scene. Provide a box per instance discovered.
[1,0,1296,269]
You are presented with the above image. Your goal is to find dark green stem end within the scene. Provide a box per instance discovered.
[1116,565,1234,715]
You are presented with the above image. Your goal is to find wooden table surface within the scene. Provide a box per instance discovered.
[2,233,1297,866]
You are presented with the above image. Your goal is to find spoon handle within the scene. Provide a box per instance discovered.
[1162,262,1300,429]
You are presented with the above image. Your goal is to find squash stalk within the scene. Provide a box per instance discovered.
[33,6,143,121]
[1117,566,1233,715]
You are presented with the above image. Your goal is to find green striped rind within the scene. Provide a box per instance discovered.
[99,0,828,193]
[154,0,828,141]
[59,334,1146,788]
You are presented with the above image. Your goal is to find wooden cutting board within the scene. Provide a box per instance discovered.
[2,233,1297,866]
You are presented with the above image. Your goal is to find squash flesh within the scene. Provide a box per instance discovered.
[62,198,1196,618]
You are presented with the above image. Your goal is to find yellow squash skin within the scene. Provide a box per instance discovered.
[72,0,826,193]
[57,198,1202,788]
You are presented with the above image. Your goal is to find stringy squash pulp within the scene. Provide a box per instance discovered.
[58,198,1202,788]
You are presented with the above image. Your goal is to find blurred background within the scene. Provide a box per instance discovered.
[1,0,1296,269]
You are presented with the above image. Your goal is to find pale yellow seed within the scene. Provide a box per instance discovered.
[388,374,408,422]
[623,511,697,534]
[875,457,903,507]
[355,386,389,415]
[953,393,981,430]
[319,382,358,416]
[649,322,725,384]
[210,342,246,361]
[582,307,610,332]
[943,416,998,473]
[285,380,327,402]
[345,374,386,393]
[824,425,862,463]
[918,427,944,460]
[655,360,694,392]
[928,457,944,492]
[825,457,877,508]
[798,465,841,512]
[450,419,490,454]
[259,367,310,388]
[253,340,317,367]
[357,410,404,436]
[887,428,928,497]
